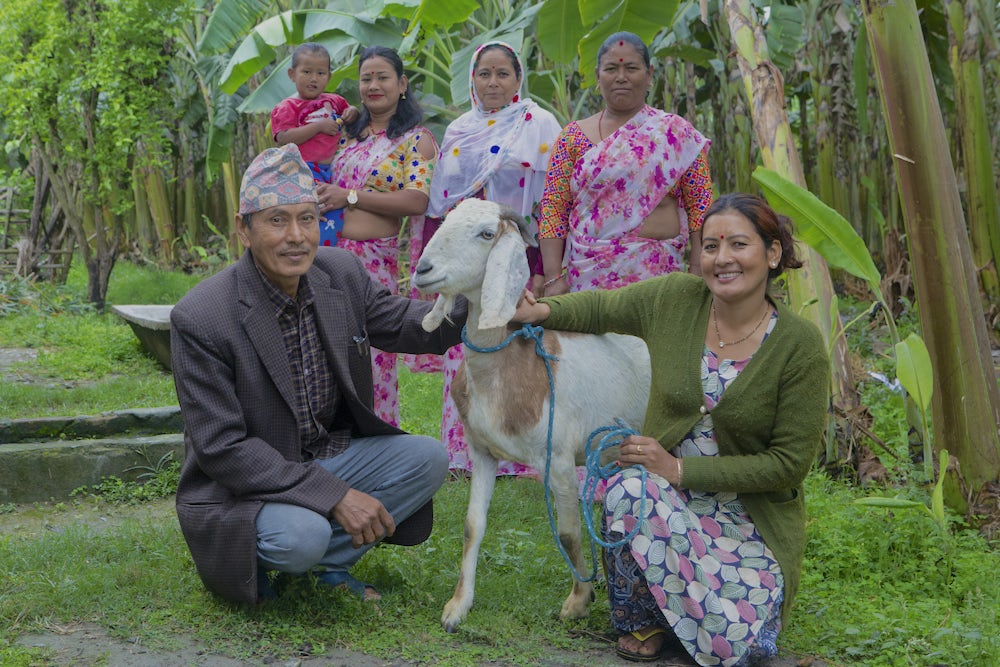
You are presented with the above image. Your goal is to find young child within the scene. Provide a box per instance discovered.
[271,43,359,247]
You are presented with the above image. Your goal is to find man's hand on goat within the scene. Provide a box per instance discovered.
[331,489,396,548]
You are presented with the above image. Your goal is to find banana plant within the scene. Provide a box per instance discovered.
[855,449,950,534]
[535,0,678,87]
[753,168,941,475]
[862,0,1000,509]
[723,0,859,464]
[945,0,1000,307]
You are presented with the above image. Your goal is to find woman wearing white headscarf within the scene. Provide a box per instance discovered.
[419,41,562,475]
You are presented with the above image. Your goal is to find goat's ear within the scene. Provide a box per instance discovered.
[498,206,537,248]
[421,294,455,332]
[479,225,528,329]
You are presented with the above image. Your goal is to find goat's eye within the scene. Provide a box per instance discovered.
[479,230,496,240]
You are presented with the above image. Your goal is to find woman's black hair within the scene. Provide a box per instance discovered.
[474,43,521,81]
[703,193,803,280]
[291,43,331,69]
[345,46,423,141]
[596,31,651,69]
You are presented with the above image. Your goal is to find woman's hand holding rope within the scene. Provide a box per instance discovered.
[620,435,683,489]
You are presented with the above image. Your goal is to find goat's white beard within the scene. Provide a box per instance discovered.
[421,294,456,332]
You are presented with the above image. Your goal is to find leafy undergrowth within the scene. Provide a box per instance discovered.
[786,473,999,665]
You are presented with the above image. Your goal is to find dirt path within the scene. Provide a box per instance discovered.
[15,624,822,667]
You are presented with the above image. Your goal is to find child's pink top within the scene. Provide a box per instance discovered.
[271,93,350,163]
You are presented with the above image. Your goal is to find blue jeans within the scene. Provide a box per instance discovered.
[255,434,447,574]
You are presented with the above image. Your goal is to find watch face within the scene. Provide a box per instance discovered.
[348,191,358,205]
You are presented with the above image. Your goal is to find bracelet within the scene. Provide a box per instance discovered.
[676,457,684,487]
[542,269,567,289]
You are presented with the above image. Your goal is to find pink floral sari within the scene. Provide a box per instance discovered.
[566,106,709,292]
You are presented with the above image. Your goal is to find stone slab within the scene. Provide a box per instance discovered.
[0,432,184,503]
[0,406,182,444]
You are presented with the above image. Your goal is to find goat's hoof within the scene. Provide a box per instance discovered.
[559,596,592,620]
[441,599,469,633]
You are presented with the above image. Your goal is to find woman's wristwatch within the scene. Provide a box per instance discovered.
[347,189,359,210]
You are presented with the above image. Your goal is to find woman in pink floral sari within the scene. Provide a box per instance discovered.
[320,46,437,426]
[537,32,714,501]
[537,32,713,297]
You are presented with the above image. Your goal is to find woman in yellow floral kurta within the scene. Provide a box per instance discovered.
[326,46,437,426]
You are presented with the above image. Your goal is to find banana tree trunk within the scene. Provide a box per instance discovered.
[723,1,860,459]
[862,0,1000,508]
[946,0,1000,309]
[141,165,175,262]
[221,158,240,259]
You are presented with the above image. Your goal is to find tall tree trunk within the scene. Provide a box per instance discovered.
[862,0,1000,509]
[723,1,860,461]
[946,0,1000,312]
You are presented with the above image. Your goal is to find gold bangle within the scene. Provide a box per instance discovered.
[676,457,684,487]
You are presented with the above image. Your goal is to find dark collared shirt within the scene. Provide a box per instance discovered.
[256,265,351,460]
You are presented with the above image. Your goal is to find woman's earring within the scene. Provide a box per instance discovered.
[401,90,407,100]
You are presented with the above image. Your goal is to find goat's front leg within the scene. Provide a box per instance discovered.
[550,459,594,620]
[441,447,499,632]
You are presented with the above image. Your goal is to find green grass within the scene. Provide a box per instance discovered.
[1,259,205,419]
[2,470,998,666]
[0,479,615,666]
[789,473,1000,665]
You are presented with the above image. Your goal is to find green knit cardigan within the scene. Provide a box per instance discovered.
[542,272,830,624]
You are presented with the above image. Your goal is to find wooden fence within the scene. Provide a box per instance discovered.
[0,186,73,280]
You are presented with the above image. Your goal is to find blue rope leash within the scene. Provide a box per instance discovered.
[462,324,648,582]
[581,420,649,550]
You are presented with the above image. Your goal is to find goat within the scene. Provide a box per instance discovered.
[411,198,651,632]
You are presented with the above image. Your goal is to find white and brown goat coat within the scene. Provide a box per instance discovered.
[412,198,651,632]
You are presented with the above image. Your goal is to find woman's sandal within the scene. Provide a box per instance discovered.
[616,626,668,662]
[313,570,381,601]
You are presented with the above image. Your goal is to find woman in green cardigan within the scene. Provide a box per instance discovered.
[514,193,829,665]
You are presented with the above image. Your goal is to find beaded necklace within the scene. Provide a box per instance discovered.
[712,302,770,349]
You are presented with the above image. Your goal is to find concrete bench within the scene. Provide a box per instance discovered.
[111,304,173,370]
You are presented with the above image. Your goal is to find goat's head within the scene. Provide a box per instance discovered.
[412,199,535,332]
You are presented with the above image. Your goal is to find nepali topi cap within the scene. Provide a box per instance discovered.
[239,144,318,215]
